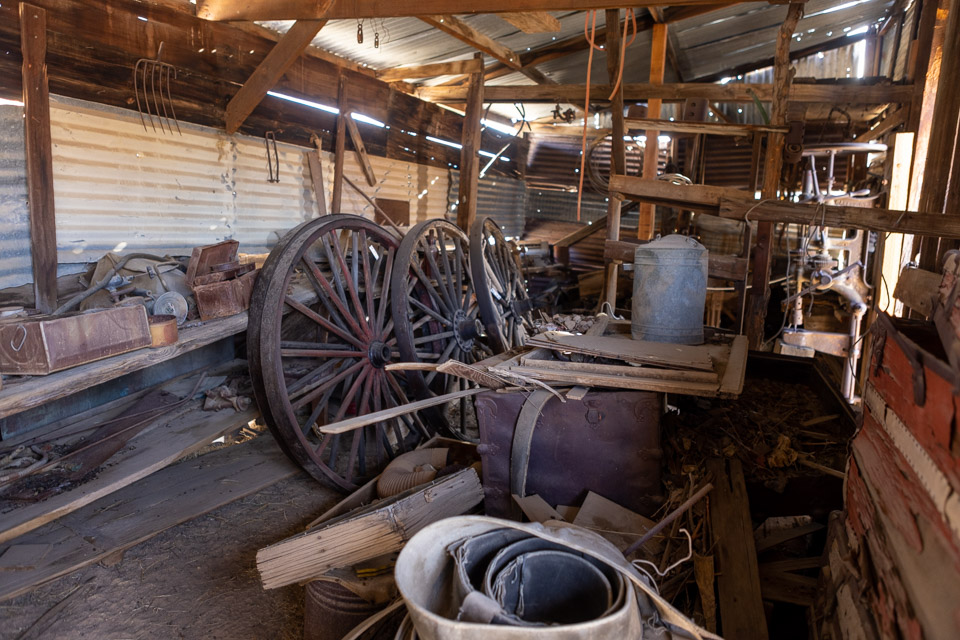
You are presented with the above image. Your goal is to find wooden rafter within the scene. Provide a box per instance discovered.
[416,82,913,104]
[197,0,765,21]
[376,59,483,82]
[225,19,328,133]
[419,15,554,85]
[499,12,562,33]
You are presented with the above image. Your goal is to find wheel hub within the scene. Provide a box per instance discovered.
[367,341,393,368]
[453,309,483,351]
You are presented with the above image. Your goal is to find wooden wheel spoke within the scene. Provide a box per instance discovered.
[422,239,458,314]
[376,247,395,334]
[284,295,365,350]
[407,295,451,327]
[359,230,376,329]
[409,262,452,317]
[424,337,459,385]
[331,366,371,424]
[301,256,366,340]
[434,230,460,310]
[291,359,365,411]
[280,348,365,359]
[327,230,373,338]
[413,331,454,345]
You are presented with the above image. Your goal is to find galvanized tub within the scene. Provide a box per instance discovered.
[632,234,708,345]
[474,390,662,517]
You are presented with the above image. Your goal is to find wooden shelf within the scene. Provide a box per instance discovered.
[0,313,248,421]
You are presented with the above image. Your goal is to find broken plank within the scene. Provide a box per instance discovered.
[256,468,483,589]
[708,457,768,640]
[527,331,715,371]
[0,402,259,546]
[0,435,297,602]
[510,357,718,382]
[344,114,377,186]
[319,388,483,434]
[500,365,720,395]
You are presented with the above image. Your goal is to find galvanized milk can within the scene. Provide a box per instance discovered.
[632,234,708,344]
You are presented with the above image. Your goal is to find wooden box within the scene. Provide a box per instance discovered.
[0,305,151,375]
[193,269,258,321]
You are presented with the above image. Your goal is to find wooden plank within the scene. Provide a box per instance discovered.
[638,22,669,241]
[625,117,788,136]
[604,239,748,280]
[417,81,913,104]
[344,114,377,186]
[457,52,484,231]
[754,521,824,553]
[198,0,753,21]
[863,106,906,142]
[376,59,483,82]
[526,331,715,370]
[224,19,327,134]
[502,365,721,396]
[718,335,748,397]
[507,357,718,382]
[331,72,347,213]
[554,215,606,247]
[19,4,57,314]
[512,494,564,522]
[0,400,259,546]
[603,9,626,306]
[306,149,327,216]
[499,12,562,33]
[256,468,483,589]
[708,457,768,640]
[319,388,483,435]
[572,491,662,555]
[0,435,298,602]
[609,173,754,211]
[893,267,940,316]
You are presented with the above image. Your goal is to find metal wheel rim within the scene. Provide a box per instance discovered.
[249,214,429,491]
[470,217,534,353]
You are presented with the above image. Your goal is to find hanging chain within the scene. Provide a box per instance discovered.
[357,19,364,44]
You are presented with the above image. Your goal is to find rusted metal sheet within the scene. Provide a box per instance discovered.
[0,305,151,375]
[474,389,662,518]
[193,268,258,321]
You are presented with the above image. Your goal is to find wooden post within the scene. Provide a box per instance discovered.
[331,72,347,214]
[20,3,57,314]
[879,132,915,315]
[637,23,668,241]
[746,3,803,349]
[603,9,627,308]
[915,0,960,269]
[457,53,484,231]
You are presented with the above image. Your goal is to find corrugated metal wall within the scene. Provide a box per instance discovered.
[448,171,527,239]
[0,96,449,290]
[0,106,32,290]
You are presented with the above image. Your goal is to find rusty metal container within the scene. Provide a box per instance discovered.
[632,234,708,345]
[474,390,662,517]
[304,579,386,640]
[0,305,151,375]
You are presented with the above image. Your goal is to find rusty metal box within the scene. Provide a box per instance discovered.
[193,268,258,321]
[0,305,151,375]
[474,390,662,518]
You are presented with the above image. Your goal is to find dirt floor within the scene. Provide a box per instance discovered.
[0,472,339,640]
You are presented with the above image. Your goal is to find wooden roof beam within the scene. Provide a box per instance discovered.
[419,15,555,84]
[417,81,914,104]
[376,59,484,82]
[197,0,767,21]
[499,12,562,33]
[225,19,327,133]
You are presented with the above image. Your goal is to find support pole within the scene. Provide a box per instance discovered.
[457,53,484,231]
[603,9,627,308]
[637,23,668,241]
[331,72,347,213]
[20,3,57,314]
[746,3,803,349]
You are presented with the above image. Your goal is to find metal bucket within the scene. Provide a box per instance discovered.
[304,579,386,640]
[632,234,708,345]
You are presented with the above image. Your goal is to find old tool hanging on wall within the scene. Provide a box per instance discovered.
[133,42,182,135]
[265,131,280,182]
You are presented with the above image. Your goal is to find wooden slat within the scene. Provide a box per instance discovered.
[416,81,913,104]
[638,22,669,241]
[224,19,327,133]
[499,12,562,33]
[603,9,626,306]
[625,117,788,136]
[604,239,748,281]
[0,435,298,602]
[344,114,377,186]
[554,215,606,247]
[609,174,754,211]
[525,331,715,370]
[19,4,57,314]
[331,73,347,213]
[0,398,259,546]
[256,468,483,589]
[197,0,755,21]
[376,59,483,82]
[319,388,483,435]
[708,457,768,640]
[306,149,327,215]
[420,15,523,71]
[457,53,484,231]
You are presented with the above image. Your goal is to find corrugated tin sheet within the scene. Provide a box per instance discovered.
[448,171,526,238]
[50,95,315,263]
[525,188,608,224]
[0,105,32,291]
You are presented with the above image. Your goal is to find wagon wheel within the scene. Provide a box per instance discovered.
[470,217,535,353]
[390,219,494,441]
[248,214,431,492]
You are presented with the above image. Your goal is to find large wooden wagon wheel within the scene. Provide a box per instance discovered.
[248,214,430,492]
[470,217,535,353]
[390,219,494,441]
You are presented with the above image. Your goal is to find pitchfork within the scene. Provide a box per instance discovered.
[133,42,182,135]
